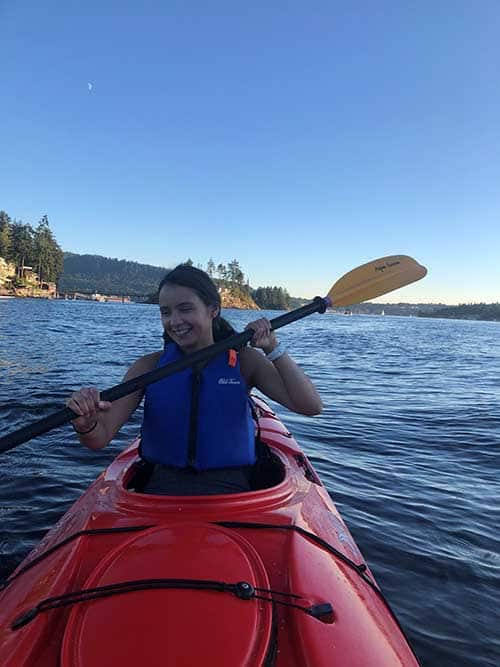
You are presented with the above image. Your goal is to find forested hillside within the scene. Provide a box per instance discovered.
[417,303,500,322]
[251,286,291,310]
[59,253,169,296]
[60,254,301,310]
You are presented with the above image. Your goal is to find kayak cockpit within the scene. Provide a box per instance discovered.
[124,444,286,494]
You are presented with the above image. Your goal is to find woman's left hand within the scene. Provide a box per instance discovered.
[245,318,278,355]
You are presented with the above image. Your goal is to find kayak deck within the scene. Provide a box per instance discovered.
[0,397,420,666]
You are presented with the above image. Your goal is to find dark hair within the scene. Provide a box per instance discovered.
[159,264,235,345]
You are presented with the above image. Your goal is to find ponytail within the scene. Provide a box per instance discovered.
[212,314,235,342]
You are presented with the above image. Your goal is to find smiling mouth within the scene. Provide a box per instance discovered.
[171,327,192,337]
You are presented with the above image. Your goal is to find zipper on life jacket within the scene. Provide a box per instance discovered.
[187,368,202,469]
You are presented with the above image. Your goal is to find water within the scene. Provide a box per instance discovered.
[1,298,499,667]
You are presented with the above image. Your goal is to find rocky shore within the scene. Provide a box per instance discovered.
[219,287,259,310]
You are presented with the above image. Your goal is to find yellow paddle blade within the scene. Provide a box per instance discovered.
[327,255,427,307]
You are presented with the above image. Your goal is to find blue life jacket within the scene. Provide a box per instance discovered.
[140,344,256,470]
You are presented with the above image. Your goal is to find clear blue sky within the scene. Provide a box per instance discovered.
[1,1,499,303]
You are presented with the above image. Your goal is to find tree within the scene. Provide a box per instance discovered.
[0,211,12,259]
[206,258,216,278]
[31,215,64,285]
[216,263,228,285]
[227,259,244,285]
[251,285,290,310]
[11,221,35,276]
[184,258,194,266]
[34,215,51,285]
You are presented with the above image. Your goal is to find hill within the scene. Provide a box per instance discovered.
[328,301,500,321]
[58,253,168,297]
[417,303,500,322]
[335,302,446,316]
[59,253,259,309]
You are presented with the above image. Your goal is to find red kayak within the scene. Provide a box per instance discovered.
[0,397,420,666]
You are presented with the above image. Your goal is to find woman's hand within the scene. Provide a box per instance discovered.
[66,387,111,433]
[242,319,322,416]
[245,318,278,355]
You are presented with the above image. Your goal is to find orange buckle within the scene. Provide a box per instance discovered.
[228,349,237,367]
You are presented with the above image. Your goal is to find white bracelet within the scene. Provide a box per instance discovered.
[266,341,286,362]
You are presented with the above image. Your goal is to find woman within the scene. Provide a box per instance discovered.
[67,264,322,494]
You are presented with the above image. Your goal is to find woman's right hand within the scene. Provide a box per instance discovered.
[66,387,111,433]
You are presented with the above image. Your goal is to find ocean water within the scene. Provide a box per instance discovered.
[0,298,499,667]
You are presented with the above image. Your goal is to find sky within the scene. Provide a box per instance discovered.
[1,1,499,304]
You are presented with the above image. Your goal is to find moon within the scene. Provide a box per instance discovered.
[87,82,93,92]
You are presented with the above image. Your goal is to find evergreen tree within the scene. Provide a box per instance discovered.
[0,211,12,259]
[31,216,64,284]
[228,259,244,285]
[216,263,227,285]
[251,285,290,310]
[34,216,51,284]
[206,258,216,278]
[11,221,35,276]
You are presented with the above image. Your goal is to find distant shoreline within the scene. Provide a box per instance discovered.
[2,293,499,322]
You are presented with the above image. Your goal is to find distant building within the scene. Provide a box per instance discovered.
[105,295,131,303]
[17,265,34,279]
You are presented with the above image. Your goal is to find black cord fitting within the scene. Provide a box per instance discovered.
[307,603,335,623]
[234,581,255,600]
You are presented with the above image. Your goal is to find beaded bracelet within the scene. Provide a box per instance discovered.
[72,421,98,435]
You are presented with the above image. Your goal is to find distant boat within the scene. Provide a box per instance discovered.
[381,309,385,316]
[0,295,15,299]
[343,309,352,316]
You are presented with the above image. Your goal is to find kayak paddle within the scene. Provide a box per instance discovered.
[0,254,426,453]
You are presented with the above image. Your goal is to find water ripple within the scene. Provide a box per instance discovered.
[0,302,499,666]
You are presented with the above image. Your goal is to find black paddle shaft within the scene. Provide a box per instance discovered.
[0,297,327,453]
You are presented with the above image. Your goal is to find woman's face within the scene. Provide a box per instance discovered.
[159,283,218,352]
